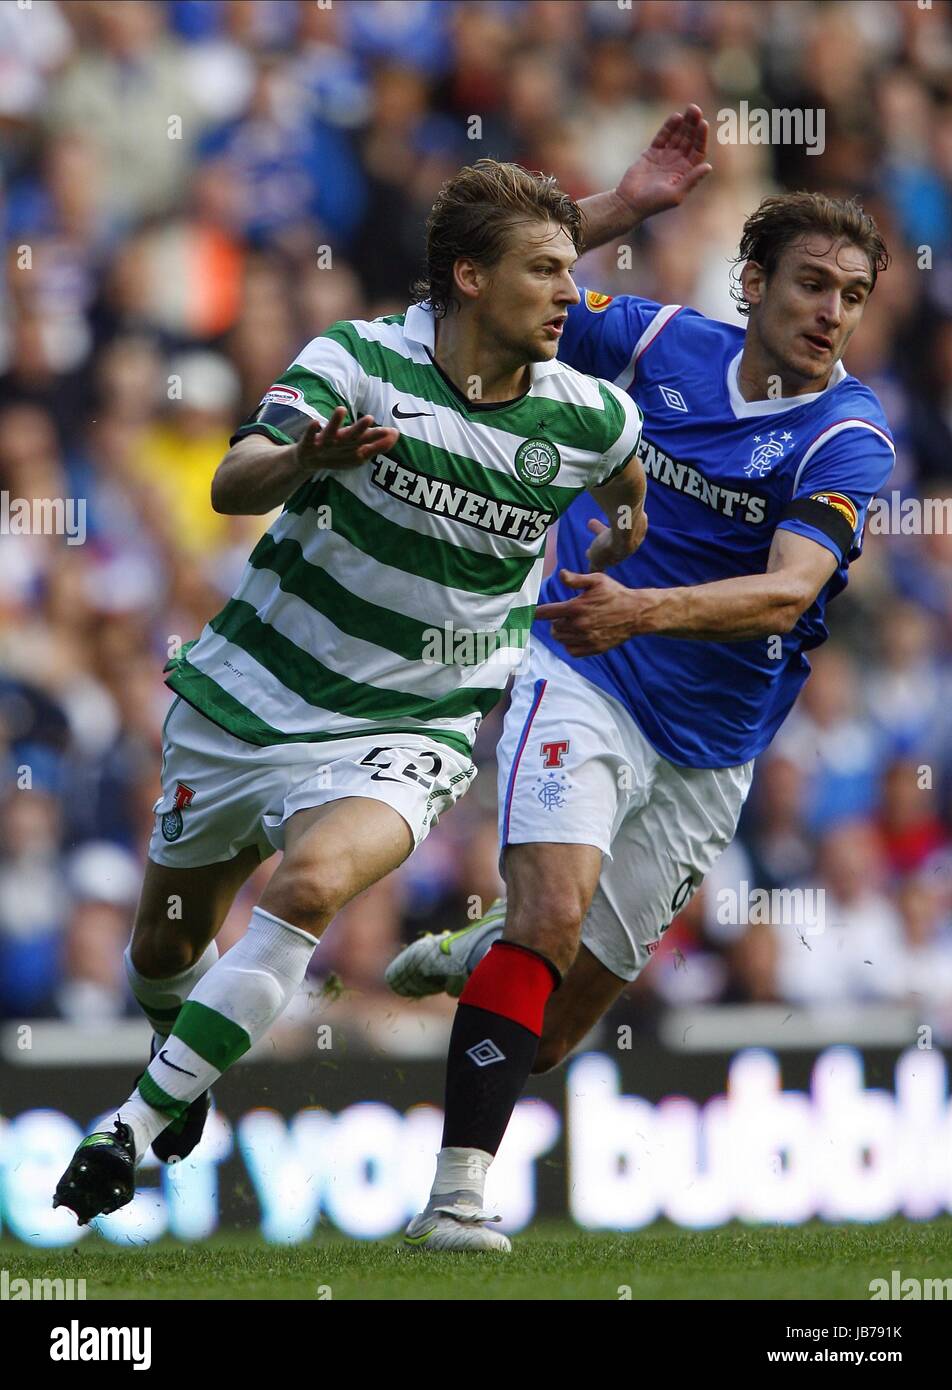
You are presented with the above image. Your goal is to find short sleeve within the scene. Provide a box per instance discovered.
[592,380,643,486]
[230,328,368,447]
[559,290,665,381]
[776,422,895,564]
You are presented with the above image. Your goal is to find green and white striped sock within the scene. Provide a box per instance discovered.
[115,908,317,1159]
[124,940,220,1044]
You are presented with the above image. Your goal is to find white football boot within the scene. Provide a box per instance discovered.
[404,1193,512,1252]
[385,898,507,999]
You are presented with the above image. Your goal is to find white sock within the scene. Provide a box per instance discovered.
[116,908,317,1159]
[430,1146,492,1206]
[465,897,507,973]
[124,940,219,1040]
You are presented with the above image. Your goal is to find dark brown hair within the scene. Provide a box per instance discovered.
[730,192,890,316]
[412,159,582,317]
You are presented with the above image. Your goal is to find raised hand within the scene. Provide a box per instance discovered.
[615,104,712,221]
[295,407,400,473]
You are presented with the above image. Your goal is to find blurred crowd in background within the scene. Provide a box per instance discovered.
[2,0,952,1040]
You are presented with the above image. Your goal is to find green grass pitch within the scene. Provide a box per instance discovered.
[3,1220,950,1300]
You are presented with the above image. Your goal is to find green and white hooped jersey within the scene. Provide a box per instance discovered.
[165,304,643,759]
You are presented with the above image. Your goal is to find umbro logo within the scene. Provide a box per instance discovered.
[466,1039,506,1067]
[392,403,434,419]
[157,1049,197,1078]
[658,385,689,412]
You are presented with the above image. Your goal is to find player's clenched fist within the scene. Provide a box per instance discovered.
[295,406,400,472]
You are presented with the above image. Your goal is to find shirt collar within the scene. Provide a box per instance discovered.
[404,302,562,383]
[726,349,847,419]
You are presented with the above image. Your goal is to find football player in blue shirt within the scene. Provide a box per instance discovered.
[393,107,895,1250]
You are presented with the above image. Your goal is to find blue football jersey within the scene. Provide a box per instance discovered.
[537,290,896,769]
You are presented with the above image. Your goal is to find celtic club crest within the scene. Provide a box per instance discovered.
[515,438,561,487]
[161,781,195,841]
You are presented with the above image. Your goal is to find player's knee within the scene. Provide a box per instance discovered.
[505,894,583,976]
[129,928,199,980]
[260,860,349,935]
[508,886,586,940]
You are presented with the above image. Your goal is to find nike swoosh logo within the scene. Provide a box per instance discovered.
[392,404,434,419]
[158,1049,197,1078]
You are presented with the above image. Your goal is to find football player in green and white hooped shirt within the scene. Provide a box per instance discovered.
[53,159,647,1232]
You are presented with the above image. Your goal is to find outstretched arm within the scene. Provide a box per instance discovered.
[211,407,399,515]
[535,529,838,654]
[579,104,712,253]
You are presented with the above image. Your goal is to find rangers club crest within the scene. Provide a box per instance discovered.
[535,741,571,809]
[161,782,195,841]
[745,430,793,478]
[536,775,569,810]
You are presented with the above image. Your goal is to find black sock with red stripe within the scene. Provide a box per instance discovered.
[441,941,558,1155]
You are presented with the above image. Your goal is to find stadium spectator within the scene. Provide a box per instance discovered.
[775,821,905,1005]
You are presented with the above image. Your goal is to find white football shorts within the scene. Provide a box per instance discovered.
[496,639,754,981]
[149,696,476,868]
